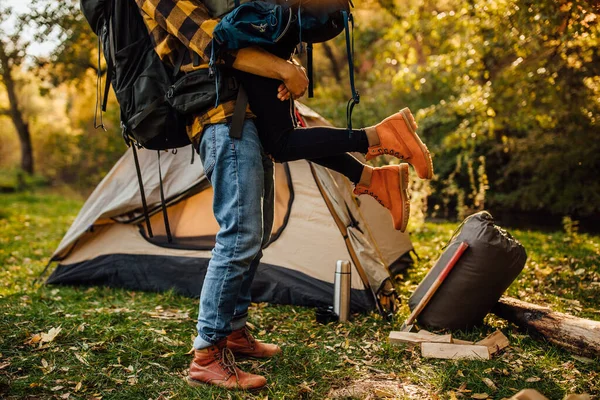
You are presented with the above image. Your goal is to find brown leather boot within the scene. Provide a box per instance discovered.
[366,108,434,180]
[227,326,282,359]
[186,339,267,391]
[353,164,410,231]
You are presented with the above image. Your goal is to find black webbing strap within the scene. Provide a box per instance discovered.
[173,50,185,78]
[131,142,153,237]
[128,95,166,130]
[193,52,201,67]
[94,35,106,130]
[342,11,360,133]
[307,42,314,98]
[157,151,173,243]
[229,85,248,139]
[101,62,113,112]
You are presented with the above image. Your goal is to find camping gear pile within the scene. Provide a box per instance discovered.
[44,103,412,316]
[389,211,600,361]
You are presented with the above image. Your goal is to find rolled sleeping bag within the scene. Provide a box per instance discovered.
[409,211,527,330]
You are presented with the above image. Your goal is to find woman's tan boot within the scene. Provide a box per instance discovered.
[353,164,410,231]
[366,108,434,180]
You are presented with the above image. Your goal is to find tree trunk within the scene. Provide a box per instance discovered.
[321,42,342,84]
[0,41,33,174]
[492,297,600,358]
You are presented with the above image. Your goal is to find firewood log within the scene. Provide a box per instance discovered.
[492,297,600,357]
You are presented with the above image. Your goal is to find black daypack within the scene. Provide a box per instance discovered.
[81,0,238,150]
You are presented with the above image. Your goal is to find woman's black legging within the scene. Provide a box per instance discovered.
[234,69,369,184]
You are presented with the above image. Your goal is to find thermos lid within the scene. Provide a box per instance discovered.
[336,260,351,274]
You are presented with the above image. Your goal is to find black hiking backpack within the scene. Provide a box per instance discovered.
[81,0,238,151]
[81,0,241,243]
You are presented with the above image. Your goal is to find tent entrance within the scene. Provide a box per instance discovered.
[140,163,294,250]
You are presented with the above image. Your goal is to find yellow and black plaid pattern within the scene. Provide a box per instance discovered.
[135,0,253,145]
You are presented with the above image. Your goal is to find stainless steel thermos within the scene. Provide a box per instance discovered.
[334,260,351,322]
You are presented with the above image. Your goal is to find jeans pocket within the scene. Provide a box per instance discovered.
[199,126,217,178]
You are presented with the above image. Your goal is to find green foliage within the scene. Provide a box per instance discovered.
[0,168,49,192]
[1,192,599,399]
[309,0,600,219]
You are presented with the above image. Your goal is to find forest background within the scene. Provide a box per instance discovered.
[0,0,598,229]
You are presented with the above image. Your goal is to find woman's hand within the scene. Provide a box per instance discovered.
[277,84,291,101]
[280,60,308,100]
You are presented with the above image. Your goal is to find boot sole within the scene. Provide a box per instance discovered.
[186,376,266,392]
[399,108,434,180]
[398,164,410,232]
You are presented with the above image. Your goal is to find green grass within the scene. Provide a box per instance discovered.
[0,191,599,399]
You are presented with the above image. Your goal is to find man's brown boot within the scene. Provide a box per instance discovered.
[227,326,282,359]
[186,339,267,391]
[366,108,434,180]
[353,164,410,231]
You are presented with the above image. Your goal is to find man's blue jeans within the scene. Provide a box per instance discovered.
[193,120,274,349]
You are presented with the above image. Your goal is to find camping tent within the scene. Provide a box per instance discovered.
[46,103,414,314]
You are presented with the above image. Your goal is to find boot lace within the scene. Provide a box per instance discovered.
[376,148,401,158]
[219,347,239,381]
[354,188,385,207]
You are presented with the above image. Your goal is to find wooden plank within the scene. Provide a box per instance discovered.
[389,331,452,345]
[420,342,490,360]
[452,338,474,345]
[476,330,510,355]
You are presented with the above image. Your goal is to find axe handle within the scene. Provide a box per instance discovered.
[406,241,469,326]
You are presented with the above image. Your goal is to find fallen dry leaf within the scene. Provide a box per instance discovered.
[25,334,42,345]
[471,394,489,399]
[482,378,497,391]
[0,361,10,370]
[75,381,82,392]
[525,376,541,383]
[74,353,89,366]
[572,355,594,364]
[41,326,62,344]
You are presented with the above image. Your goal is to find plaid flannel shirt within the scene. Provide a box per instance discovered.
[135,0,253,144]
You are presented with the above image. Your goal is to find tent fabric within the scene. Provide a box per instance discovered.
[47,102,414,314]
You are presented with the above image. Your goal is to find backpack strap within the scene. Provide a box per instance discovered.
[100,13,116,113]
[342,11,360,134]
[157,151,173,243]
[229,84,248,139]
[130,138,154,238]
[173,50,186,78]
[128,95,167,130]
[307,42,314,98]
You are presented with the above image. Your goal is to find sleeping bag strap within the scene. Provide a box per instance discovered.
[157,151,173,243]
[342,11,360,135]
[229,85,248,139]
[129,137,153,237]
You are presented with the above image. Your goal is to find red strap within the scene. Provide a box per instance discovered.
[294,109,307,127]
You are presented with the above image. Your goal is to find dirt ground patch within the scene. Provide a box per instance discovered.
[328,378,433,399]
